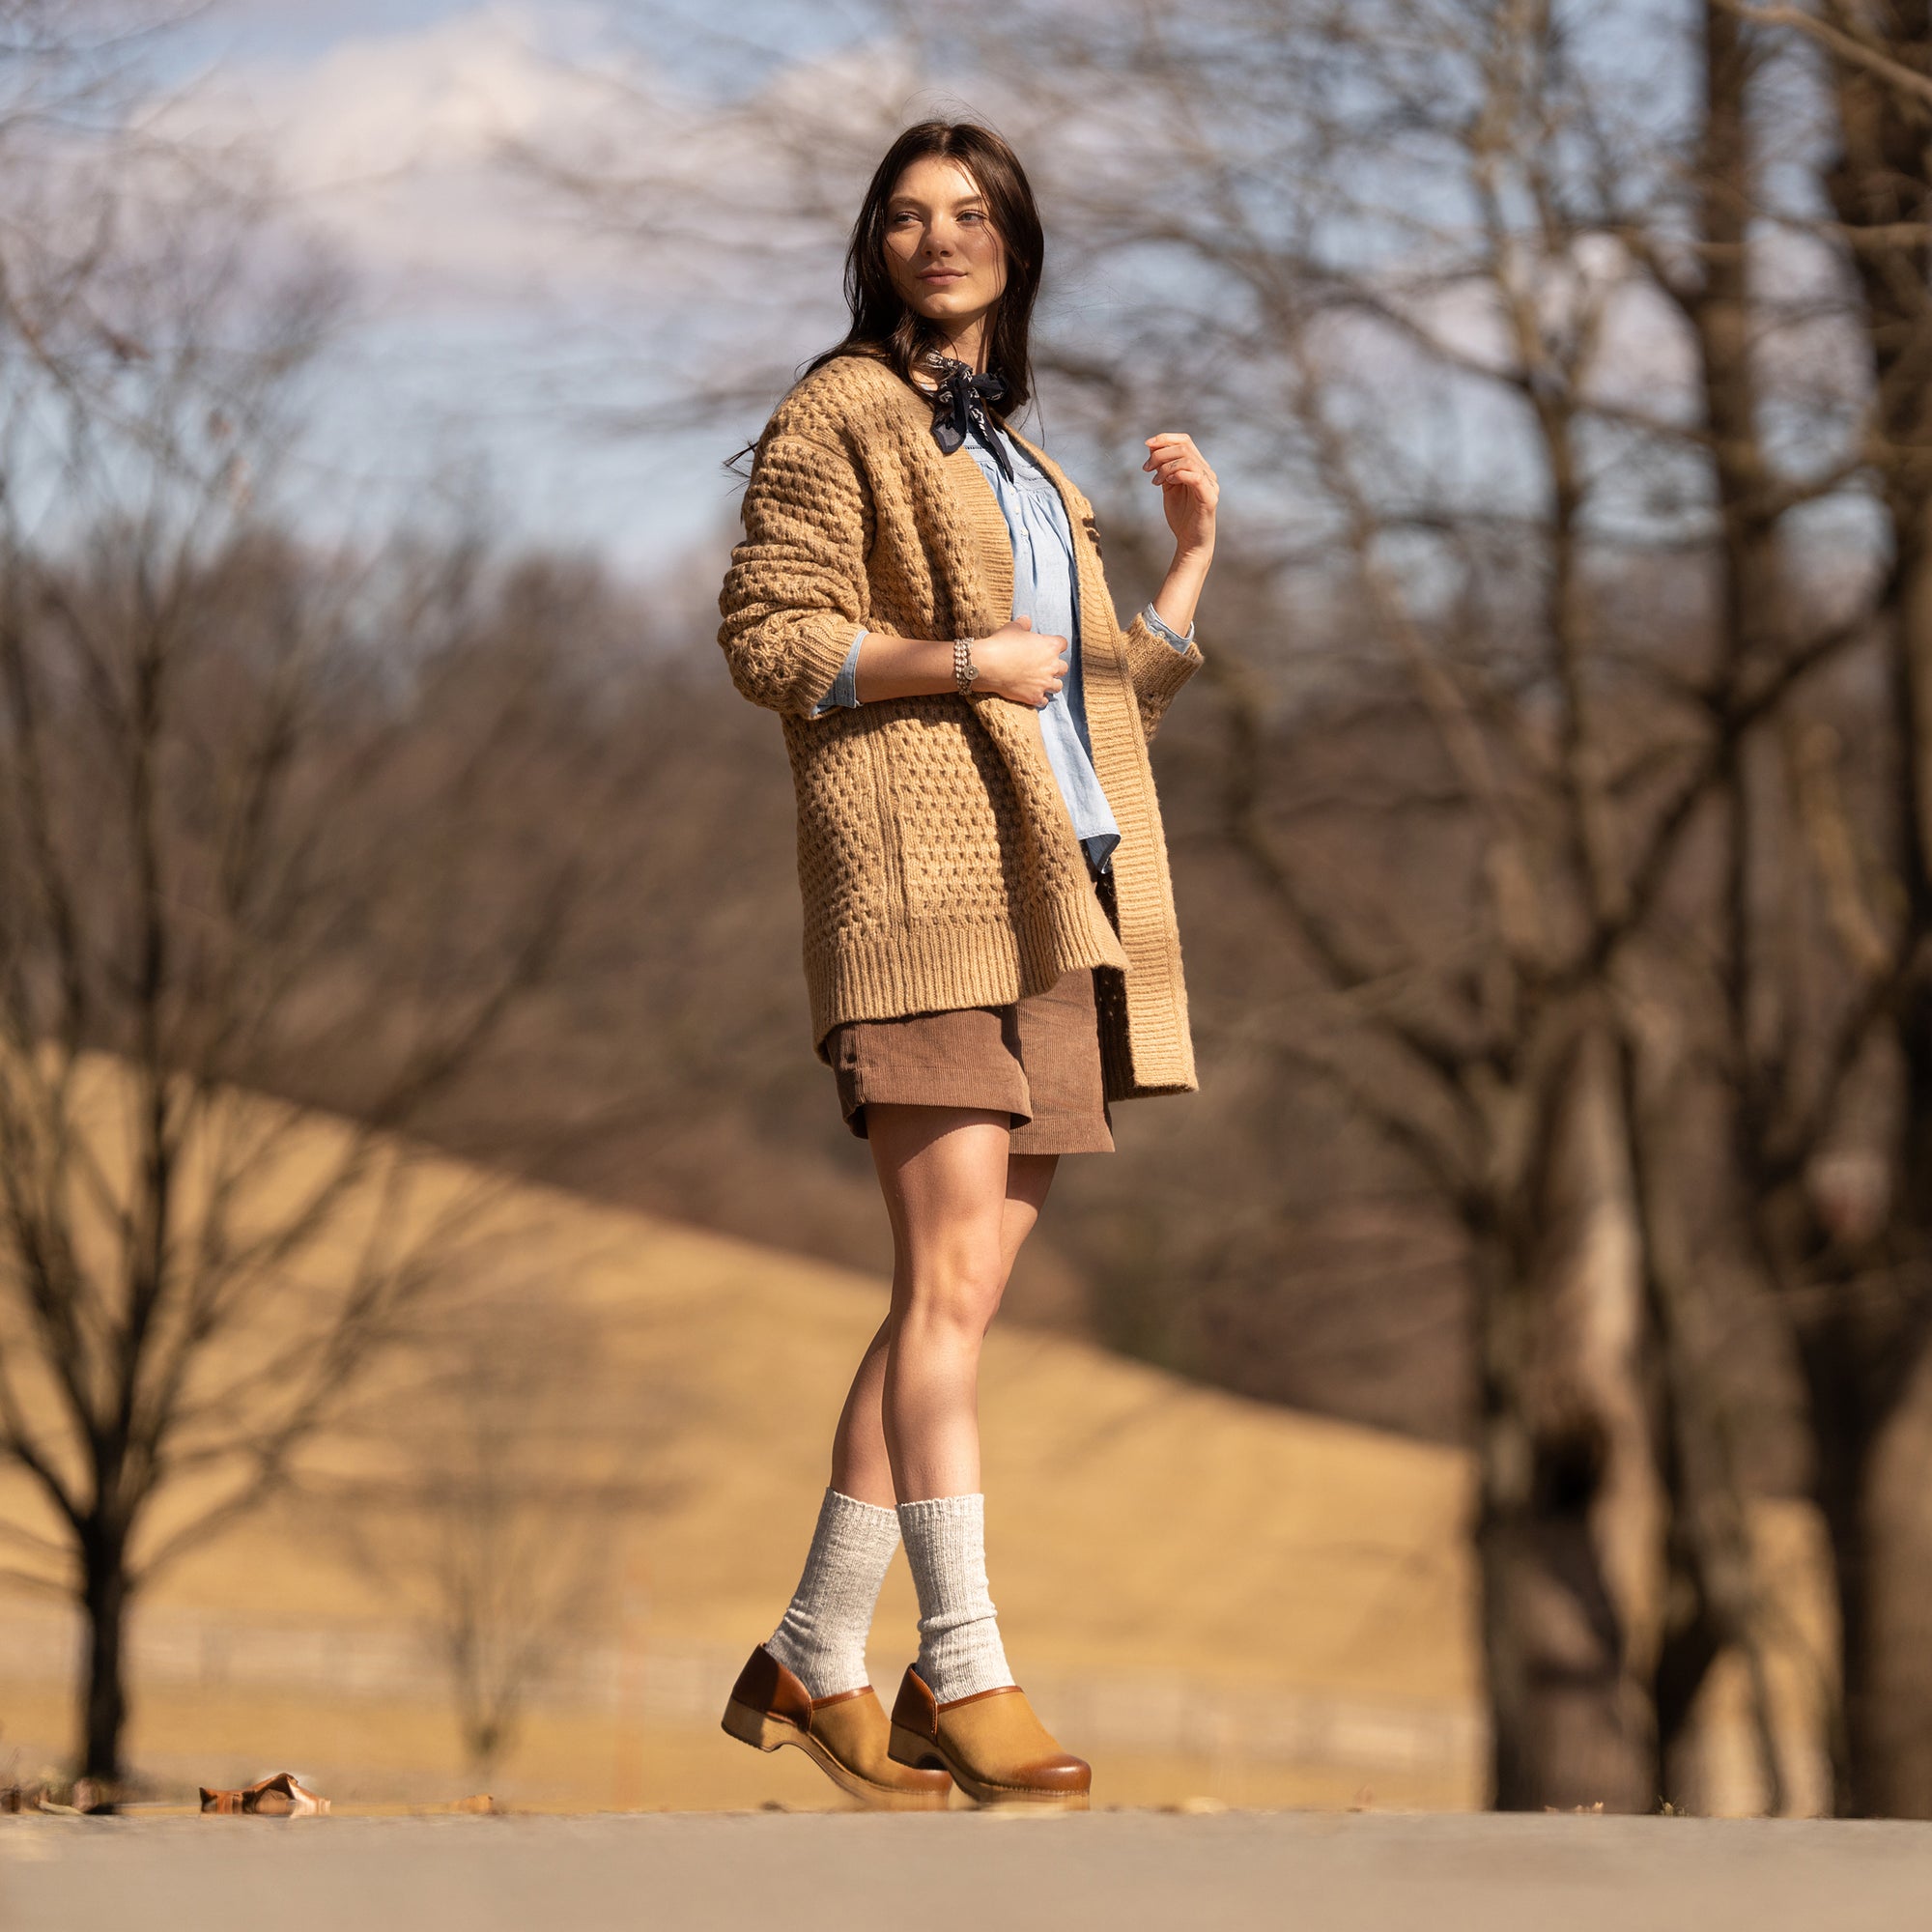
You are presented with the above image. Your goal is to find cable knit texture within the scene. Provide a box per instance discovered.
[717,349,1202,1100]
[896,1492,1014,1702]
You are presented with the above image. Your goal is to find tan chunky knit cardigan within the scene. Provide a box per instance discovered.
[717,349,1202,1102]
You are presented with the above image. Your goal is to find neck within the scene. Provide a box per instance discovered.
[934,315,988,371]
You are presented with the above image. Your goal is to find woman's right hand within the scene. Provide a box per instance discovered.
[971,616,1069,708]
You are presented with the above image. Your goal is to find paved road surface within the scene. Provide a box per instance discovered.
[6,1809,1929,1931]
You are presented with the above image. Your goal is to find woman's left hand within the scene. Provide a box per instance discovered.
[1143,432,1218,555]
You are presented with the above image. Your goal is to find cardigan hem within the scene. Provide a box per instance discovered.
[808,887,1130,1067]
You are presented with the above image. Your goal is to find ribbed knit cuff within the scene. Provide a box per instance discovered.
[896,1492,1014,1703]
[1122,609,1204,729]
[765,1486,901,1698]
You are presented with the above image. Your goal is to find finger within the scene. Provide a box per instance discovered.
[1014,614,1033,630]
[1143,436,1196,469]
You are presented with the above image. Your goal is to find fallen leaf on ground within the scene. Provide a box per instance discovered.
[199,1773,329,1817]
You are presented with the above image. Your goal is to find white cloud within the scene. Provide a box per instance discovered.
[154,6,969,318]
[126,7,944,573]
[155,5,656,303]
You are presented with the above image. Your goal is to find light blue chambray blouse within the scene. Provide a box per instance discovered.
[809,419,1194,877]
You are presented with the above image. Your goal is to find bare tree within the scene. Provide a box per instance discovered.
[0,105,612,1780]
[912,0,1739,1810]
[1630,0,1932,1817]
[314,1279,685,1782]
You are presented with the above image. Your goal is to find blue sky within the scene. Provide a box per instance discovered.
[152,2,890,580]
[187,0,878,81]
[134,2,1754,599]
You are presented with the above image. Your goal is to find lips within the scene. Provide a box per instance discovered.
[921,271,964,284]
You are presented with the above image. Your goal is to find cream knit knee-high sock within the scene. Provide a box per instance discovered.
[896,1492,1015,1703]
[764,1487,901,1699]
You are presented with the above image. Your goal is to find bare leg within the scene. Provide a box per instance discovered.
[829,1108,1057,1505]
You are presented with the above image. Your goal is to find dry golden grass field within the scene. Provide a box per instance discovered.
[0,1074,1833,1813]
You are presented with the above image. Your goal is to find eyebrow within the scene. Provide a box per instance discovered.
[886,192,989,212]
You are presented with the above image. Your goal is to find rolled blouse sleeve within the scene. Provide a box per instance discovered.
[809,626,868,718]
[1142,602,1195,651]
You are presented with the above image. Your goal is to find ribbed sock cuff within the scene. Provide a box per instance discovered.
[765,1487,900,1699]
[896,1492,1014,1702]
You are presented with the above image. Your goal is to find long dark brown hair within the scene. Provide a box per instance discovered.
[725,120,1044,475]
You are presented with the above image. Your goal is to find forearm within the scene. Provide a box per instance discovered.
[852,632,961,703]
[812,619,1065,715]
[1149,546,1213,639]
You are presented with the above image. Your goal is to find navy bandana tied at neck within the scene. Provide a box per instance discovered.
[922,352,1015,482]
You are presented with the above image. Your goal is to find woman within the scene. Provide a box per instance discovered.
[715,119,1217,1810]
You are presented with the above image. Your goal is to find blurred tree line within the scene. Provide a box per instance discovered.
[13,0,1932,1822]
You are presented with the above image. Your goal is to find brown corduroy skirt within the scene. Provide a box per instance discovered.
[828,967,1116,1156]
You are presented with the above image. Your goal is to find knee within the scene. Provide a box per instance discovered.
[899,1237,1007,1341]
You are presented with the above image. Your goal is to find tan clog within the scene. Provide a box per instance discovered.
[886,1663,1091,1808]
[722,1645,953,1810]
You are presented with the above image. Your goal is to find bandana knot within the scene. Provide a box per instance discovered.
[922,353,1014,481]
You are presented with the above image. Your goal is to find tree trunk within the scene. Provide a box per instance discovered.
[1805,1221,1932,1814]
[1818,480,1932,1814]
[1478,1435,1649,1810]
[1816,11,1932,1807]
[1473,1134,1659,1815]
[1652,1536,1724,1808]
[1851,964,1932,1814]
[1849,1369,1932,1816]
[1806,1308,1885,1817]
[80,1535,132,1788]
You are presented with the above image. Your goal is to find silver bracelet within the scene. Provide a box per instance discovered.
[952,635,980,695]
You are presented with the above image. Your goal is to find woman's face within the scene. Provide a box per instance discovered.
[882,156,1006,348]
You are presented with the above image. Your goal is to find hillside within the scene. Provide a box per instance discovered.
[0,1080,1824,1811]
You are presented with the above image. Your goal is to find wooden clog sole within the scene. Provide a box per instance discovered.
[722,1698,952,1810]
